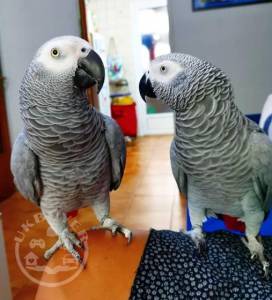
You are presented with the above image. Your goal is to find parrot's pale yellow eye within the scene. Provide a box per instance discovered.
[51,48,60,58]
[160,65,167,73]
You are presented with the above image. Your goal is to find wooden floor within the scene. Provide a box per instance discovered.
[0,135,186,300]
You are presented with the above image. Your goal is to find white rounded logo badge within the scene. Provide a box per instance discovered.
[14,212,89,287]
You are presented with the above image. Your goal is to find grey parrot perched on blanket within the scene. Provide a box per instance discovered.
[11,36,131,262]
[139,53,272,277]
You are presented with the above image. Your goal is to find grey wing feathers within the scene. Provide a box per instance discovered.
[170,140,187,197]
[103,115,126,190]
[250,131,272,211]
[10,131,42,205]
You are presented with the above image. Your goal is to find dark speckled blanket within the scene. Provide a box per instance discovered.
[130,230,272,300]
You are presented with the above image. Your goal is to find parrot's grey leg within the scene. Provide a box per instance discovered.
[41,207,83,262]
[241,191,269,278]
[185,203,206,253]
[241,235,269,278]
[92,217,132,243]
[90,198,132,243]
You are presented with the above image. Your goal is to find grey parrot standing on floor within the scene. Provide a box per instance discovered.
[11,36,131,262]
[139,53,272,277]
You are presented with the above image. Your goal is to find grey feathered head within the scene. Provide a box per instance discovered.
[20,36,105,104]
[139,53,229,111]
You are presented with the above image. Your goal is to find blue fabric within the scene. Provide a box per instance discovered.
[193,0,269,10]
[186,209,244,235]
[247,113,261,124]
[260,210,272,236]
[263,113,272,135]
[186,210,272,236]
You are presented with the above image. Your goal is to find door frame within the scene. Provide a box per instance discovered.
[0,75,14,200]
[78,0,100,109]
[79,0,174,136]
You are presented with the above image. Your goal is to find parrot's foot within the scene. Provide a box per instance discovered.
[186,227,206,254]
[44,229,83,263]
[91,217,132,243]
[242,236,270,279]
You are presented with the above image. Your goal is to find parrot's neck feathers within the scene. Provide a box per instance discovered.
[173,70,251,176]
[19,64,105,162]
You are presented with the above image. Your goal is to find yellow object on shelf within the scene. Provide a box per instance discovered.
[112,95,135,106]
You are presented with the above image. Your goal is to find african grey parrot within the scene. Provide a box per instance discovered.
[139,53,272,277]
[11,36,131,262]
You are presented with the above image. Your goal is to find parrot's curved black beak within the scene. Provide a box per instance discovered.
[74,50,105,93]
[139,72,156,102]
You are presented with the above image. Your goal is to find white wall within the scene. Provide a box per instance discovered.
[168,0,272,114]
[0,0,81,144]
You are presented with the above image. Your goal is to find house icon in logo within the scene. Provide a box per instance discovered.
[24,252,39,267]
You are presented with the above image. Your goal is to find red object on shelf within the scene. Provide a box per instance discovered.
[66,210,78,218]
[111,103,137,137]
[221,215,245,232]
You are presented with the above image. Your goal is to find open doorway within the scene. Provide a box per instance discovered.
[136,0,174,134]
[139,5,171,114]
[82,0,174,136]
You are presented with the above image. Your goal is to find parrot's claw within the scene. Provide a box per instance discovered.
[44,239,62,260]
[197,239,207,254]
[251,253,257,260]
[242,236,270,278]
[263,261,270,279]
[90,217,132,244]
[185,227,206,254]
[120,227,132,244]
[44,229,83,264]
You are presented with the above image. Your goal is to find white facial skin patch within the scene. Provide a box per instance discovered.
[35,36,92,74]
[149,60,184,84]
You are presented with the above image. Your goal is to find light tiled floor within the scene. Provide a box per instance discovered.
[0,135,186,299]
